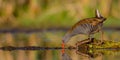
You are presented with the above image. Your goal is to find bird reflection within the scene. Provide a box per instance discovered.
[61,49,103,60]
[76,48,103,58]
[62,49,103,60]
[62,52,72,60]
[61,38,103,60]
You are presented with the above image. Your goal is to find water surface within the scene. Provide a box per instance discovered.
[0,30,120,60]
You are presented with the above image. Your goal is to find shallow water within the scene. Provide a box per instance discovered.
[0,30,120,60]
[1,49,120,60]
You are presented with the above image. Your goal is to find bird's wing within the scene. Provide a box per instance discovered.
[70,23,94,35]
[62,18,95,43]
[63,23,93,43]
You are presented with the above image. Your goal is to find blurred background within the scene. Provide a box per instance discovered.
[0,0,120,60]
[0,0,120,29]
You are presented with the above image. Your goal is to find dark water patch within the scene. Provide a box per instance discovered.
[0,27,120,33]
[0,46,76,51]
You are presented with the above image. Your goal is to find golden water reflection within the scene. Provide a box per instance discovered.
[0,31,120,60]
[0,46,120,60]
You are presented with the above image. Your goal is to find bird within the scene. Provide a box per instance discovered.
[62,9,106,47]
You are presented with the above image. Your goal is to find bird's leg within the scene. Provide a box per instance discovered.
[100,30,104,43]
[98,26,104,45]
[88,34,93,41]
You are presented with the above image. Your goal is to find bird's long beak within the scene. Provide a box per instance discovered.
[62,40,65,54]
[62,41,65,49]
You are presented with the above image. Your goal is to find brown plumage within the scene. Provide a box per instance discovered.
[62,9,106,43]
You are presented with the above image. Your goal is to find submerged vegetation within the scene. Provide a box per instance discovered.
[77,38,120,49]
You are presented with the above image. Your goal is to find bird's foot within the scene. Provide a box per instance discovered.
[95,40,104,45]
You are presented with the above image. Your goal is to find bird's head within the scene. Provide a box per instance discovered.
[95,9,106,22]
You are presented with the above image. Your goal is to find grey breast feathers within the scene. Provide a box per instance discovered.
[71,23,94,35]
[62,23,93,43]
[62,23,101,43]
